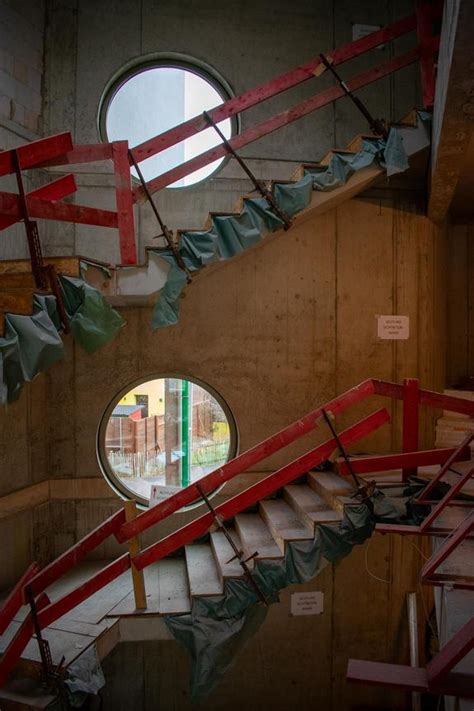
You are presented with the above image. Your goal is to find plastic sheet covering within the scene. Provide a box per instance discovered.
[59,276,125,354]
[165,484,425,700]
[64,644,105,707]
[151,115,421,330]
[0,294,64,404]
[0,278,125,404]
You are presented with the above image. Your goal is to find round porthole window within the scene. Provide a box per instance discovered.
[99,57,235,187]
[97,375,238,508]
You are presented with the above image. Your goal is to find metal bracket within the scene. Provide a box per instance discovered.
[319,54,389,140]
[196,484,268,605]
[203,111,293,231]
[12,151,69,332]
[321,409,375,508]
[128,151,192,283]
[25,585,66,688]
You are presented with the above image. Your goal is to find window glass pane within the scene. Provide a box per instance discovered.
[104,66,232,187]
[102,377,235,506]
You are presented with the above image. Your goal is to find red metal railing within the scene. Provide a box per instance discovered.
[1,12,432,265]
[1,377,473,686]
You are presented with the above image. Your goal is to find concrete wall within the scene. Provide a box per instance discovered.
[2,0,420,264]
[446,223,474,386]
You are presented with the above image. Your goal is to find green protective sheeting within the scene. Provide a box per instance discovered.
[151,116,419,330]
[0,278,125,404]
[0,295,64,405]
[165,483,425,701]
[59,276,125,354]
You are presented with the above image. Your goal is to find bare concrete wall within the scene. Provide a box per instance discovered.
[446,223,474,386]
[27,0,422,264]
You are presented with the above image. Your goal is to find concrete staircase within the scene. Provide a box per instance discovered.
[0,110,430,329]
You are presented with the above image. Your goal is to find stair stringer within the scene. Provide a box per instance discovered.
[91,112,430,309]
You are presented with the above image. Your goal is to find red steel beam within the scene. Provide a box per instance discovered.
[347,659,474,698]
[418,432,474,502]
[117,379,376,543]
[421,511,474,581]
[336,446,470,477]
[0,592,49,688]
[130,14,416,164]
[133,407,391,571]
[0,133,73,177]
[35,143,114,168]
[0,562,39,635]
[0,191,118,228]
[112,141,136,265]
[420,464,474,531]
[427,617,474,686]
[27,509,126,598]
[372,380,474,418]
[134,48,419,198]
[0,174,77,230]
[402,378,420,480]
[37,555,130,631]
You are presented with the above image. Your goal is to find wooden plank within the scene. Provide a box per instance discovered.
[0,593,49,687]
[283,484,342,530]
[133,408,390,571]
[185,544,223,596]
[157,559,191,615]
[335,447,471,477]
[234,514,282,560]
[117,379,376,543]
[0,192,118,228]
[112,141,136,265]
[0,256,82,277]
[0,174,77,230]
[259,499,313,553]
[0,132,73,176]
[307,471,354,512]
[0,290,35,315]
[373,380,474,418]
[124,500,147,610]
[402,378,420,479]
[348,659,474,697]
[29,509,126,597]
[37,556,130,630]
[131,14,416,163]
[210,530,246,581]
[0,562,39,635]
[136,49,419,196]
[427,617,474,684]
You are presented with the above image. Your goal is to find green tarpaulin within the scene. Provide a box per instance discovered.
[152,113,430,330]
[165,483,425,701]
[0,277,125,405]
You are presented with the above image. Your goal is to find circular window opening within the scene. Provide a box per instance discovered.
[100,59,234,187]
[98,375,238,508]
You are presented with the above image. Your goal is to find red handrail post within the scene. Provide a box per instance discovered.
[112,141,137,265]
[402,378,420,481]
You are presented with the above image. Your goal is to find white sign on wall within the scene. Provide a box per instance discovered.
[290,591,324,616]
[377,315,410,340]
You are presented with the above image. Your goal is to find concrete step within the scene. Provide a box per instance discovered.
[235,512,282,560]
[185,544,223,597]
[156,558,192,615]
[290,162,325,181]
[307,471,355,513]
[283,484,343,530]
[210,529,248,582]
[259,498,313,553]
[319,149,357,167]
